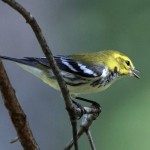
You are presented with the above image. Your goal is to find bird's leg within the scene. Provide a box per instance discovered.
[75,96,100,108]
[75,97,101,117]
[72,100,86,119]
[72,96,101,118]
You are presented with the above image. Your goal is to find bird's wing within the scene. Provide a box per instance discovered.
[55,55,106,78]
[24,55,106,78]
[0,55,106,78]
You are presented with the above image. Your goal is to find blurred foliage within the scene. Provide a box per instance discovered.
[0,0,150,150]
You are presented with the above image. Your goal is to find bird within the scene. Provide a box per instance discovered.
[0,50,139,108]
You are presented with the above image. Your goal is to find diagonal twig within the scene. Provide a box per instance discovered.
[64,111,100,150]
[85,129,96,150]
[1,0,78,149]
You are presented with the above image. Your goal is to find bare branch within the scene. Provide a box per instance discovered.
[64,112,100,150]
[1,0,78,149]
[85,130,96,150]
[0,60,39,150]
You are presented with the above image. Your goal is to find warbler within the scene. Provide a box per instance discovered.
[0,50,139,97]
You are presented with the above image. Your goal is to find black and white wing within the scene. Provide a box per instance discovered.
[54,55,106,78]
[0,55,107,78]
[18,55,107,78]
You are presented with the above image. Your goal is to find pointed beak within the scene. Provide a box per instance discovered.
[131,68,140,79]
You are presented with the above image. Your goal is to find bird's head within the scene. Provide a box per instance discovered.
[102,50,140,79]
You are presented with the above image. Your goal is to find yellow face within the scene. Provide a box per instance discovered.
[112,51,139,78]
[116,54,134,75]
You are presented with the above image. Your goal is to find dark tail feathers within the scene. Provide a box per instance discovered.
[0,56,37,67]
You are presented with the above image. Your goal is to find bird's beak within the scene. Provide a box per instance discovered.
[131,68,140,79]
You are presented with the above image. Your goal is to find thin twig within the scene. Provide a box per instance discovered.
[85,130,96,150]
[1,0,78,149]
[10,137,19,144]
[0,60,39,150]
[64,112,100,150]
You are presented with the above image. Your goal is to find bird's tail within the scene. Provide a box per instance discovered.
[0,55,55,86]
[0,56,38,67]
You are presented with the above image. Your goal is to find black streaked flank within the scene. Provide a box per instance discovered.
[65,81,88,86]
[90,70,118,87]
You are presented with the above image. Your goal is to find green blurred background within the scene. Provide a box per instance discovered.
[0,0,149,149]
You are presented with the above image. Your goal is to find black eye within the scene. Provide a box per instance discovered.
[126,60,130,66]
